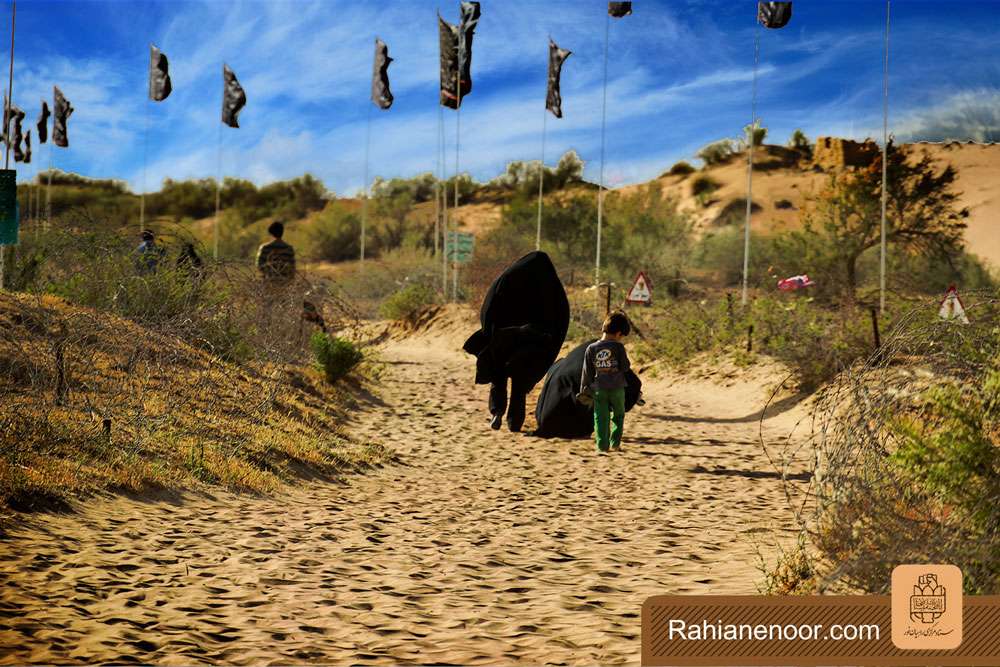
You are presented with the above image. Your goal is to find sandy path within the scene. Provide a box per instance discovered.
[0,332,809,665]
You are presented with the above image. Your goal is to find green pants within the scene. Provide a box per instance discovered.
[593,387,626,451]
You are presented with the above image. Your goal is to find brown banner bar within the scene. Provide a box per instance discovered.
[642,595,1000,666]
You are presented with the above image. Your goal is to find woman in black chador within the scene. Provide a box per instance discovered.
[463,251,570,432]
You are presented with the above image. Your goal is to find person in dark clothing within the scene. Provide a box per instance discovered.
[256,221,296,284]
[176,242,204,278]
[579,311,632,453]
[533,338,642,439]
[463,251,570,433]
[135,229,166,275]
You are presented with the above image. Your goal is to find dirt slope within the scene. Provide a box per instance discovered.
[0,307,811,665]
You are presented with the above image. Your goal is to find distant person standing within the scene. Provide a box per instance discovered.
[256,221,296,285]
[136,229,166,275]
[579,311,632,454]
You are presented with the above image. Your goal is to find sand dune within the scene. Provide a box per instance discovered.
[0,318,811,665]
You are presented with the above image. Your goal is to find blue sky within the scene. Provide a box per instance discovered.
[8,0,1000,195]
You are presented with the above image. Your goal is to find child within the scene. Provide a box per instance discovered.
[579,311,632,453]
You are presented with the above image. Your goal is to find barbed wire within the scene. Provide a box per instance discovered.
[762,289,1000,593]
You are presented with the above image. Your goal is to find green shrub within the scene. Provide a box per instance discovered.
[712,198,761,227]
[697,139,736,166]
[647,296,879,391]
[379,283,439,321]
[305,203,361,262]
[310,333,363,384]
[667,161,696,176]
[691,175,721,198]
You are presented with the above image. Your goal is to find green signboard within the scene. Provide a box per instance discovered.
[446,231,474,264]
[0,169,18,245]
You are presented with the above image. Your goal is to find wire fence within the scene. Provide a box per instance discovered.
[763,289,1000,593]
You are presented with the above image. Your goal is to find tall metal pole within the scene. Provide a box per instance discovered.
[595,10,609,286]
[361,100,372,267]
[879,0,890,315]
[536,104,547,251]
[441,104,448,294]
[453,33,461,303]
[3,0,13,171]
[213,117,222,260]
[0,0,16,291]
[140,44,150,235]
[741,23,760,307]
[434,105,441,259]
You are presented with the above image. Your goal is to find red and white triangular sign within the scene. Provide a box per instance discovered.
[939,285,970,324]
[626,271,652,304]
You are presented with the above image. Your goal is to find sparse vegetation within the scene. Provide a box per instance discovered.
[666,161,696,177]
[697,139,737,166]
[311,333,364,384]
[379,283,439,321]
[691,174,721,202]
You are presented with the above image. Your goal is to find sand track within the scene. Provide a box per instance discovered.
[0,332,808,665]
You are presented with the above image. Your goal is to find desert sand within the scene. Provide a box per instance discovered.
[0,310,811,665]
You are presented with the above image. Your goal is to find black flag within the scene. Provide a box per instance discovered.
[438,15,461,109]
[37,101,49,144]
[9,104,25,161]
[221,64,246,128]
[458,1,480,97]
[149,43,172,102]
[53,86,73,148]
[1,96,9,146]
[608,2,632,18]
[439,3,481,110]
[372,37,393,110]
[23,129,30,164]
[546,39,571,119]
[758,2,792,29]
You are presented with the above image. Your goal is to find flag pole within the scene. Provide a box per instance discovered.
[213,65,223,261]
[741,19,760,307]
[537,41,547,252]
[879,0,890,315]
[440,103,448,295]
[213,119,222,260]
[140,45,150,235]
[434,103,441,259]
[44,135,51,233]
[595,9,609,287]
[3,0,13,171]
[361,97,371,267]
[453,33,461,304]
[0,0,16,291]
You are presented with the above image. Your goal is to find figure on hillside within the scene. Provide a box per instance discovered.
[463,251,570,432]
[578,311,633,454]
[256,221,296,286]
[176,242,204,280]
[135,229,166,275]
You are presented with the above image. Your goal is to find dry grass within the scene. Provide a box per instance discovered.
[0,290,393,519]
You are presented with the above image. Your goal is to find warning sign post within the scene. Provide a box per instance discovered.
[939,285,969,324]
[626,271,652,306]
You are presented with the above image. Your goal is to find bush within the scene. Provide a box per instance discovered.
[789,129,812,156]
[379,283,439,321]
[712,198,763,227]
[646,296,879,391]
[305,203,361,262]
[666,161,696,176]
[697,139,737,166]
[310,333,363,384]
[691,175,721,198]
[744,124,767,147]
